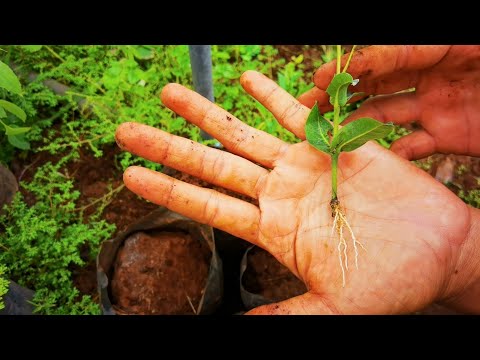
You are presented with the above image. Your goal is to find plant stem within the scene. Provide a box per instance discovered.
[331,45,344,201]
[336,45,341,74]
[70,183,125,213]
[45,46,65,63]
[342,45,357,73]
[333,97,340,137]
[331,152,339,200]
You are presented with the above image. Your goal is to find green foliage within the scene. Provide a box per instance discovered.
[456,164,468,176]
[211,45,302,144]
[457,179,480,208]
[0,60,22,95]
[277,54,313,98]
[305,103,332,153]
[0,265,8,310]
[332,118,394,152]
[305,46,393,200]
[321,45,340,64]
[0,45,313,314]
[0,60,30,151]
[377,125,411,149]
[20,45,43,52]
[0,100,26,121]
[326,72,355,106]
[1,45,308,168]
[305,98,393,157]
[0,159,115,314]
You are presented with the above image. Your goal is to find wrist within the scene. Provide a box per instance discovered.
[440,206,480,313]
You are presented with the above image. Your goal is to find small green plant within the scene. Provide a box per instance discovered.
[321,45,340,64]
[0,159,115,314]
[0,264,9,310]
[0,60,30,150]
[456,163,469,176]
[458,178,480,209]
[305,45,393,286]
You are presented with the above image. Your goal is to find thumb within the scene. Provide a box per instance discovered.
[245,292,341,315]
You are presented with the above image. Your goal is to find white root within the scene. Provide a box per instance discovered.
[338,210,366,270]
[337,236,346,288]
[331,207,346,287]
[331,202,366,287]
[331,210,339,237]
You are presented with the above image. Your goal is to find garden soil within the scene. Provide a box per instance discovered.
[111,231,210,315]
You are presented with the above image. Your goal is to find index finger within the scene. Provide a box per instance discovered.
[161,84,289,169]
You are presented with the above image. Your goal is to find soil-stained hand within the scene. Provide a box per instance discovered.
[299,45,480,160]
[115,71,480,314]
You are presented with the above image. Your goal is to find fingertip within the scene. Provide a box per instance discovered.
[297,90,316,108]
[313,61,337,89]
[123,166,141,186]
[160,83,185,106]
[115,122,138,149]
[240,70,263,91]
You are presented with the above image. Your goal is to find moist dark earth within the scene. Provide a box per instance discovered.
[243,246,307,301]
[4,45,479,314]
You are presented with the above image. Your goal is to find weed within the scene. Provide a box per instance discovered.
[0,159,115,314]
[0,265,8,310]
[458,178,480,208]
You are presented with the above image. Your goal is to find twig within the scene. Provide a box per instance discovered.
[70,183,125,213]
[186,294,197,315]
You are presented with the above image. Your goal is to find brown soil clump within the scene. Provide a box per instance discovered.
[111,231,211,315]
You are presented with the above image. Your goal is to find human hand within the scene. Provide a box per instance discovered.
[299,45,480,160]
[115,70,480,314]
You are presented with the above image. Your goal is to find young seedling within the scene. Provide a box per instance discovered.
[305,46,393,287]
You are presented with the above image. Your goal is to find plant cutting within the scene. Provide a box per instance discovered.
[305,45,393,286]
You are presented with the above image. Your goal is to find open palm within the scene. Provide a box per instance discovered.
[299,45,480,160]
[115,70,475,314]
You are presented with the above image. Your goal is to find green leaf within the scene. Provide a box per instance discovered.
[0,60,22,95]
[331,118,393,152]
[326,72,354,107]
[0,119,30,136]
[346,91,365,103]
[305,102,333,153]
[0,106,6,118]
[21,45,43,52]
[131,45,155,60]
[0,100,26,121]
[7,134,30,150]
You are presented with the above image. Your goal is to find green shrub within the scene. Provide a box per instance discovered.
[0,265,8,310]
[0,159,115,314]
[458,180,480,209]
